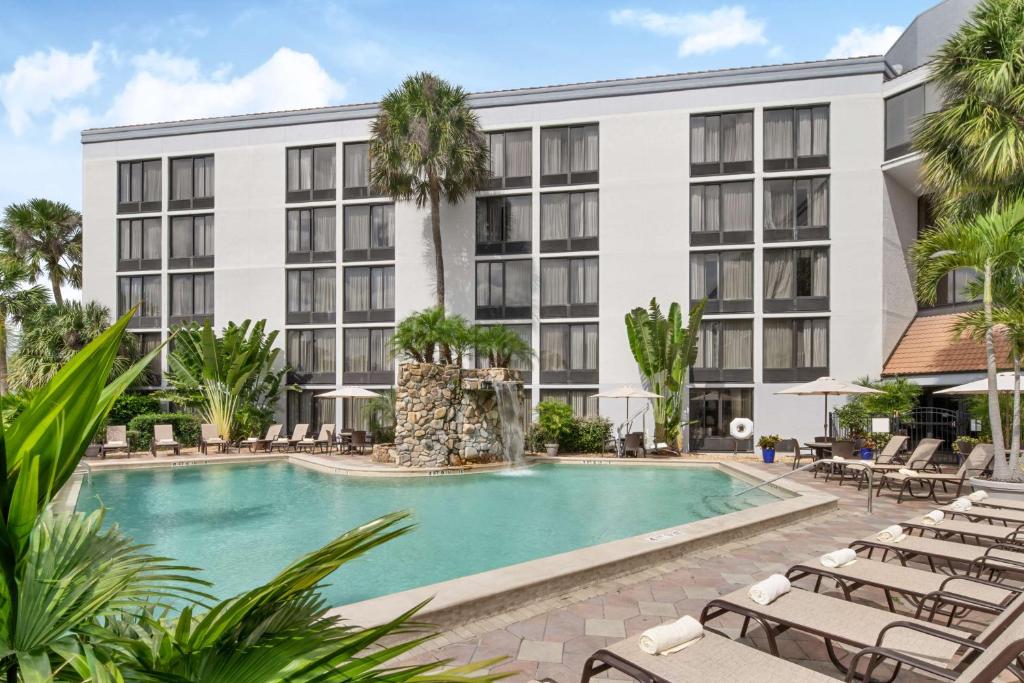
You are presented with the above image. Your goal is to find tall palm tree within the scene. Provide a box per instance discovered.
[0,259,49,394]
[913,199,1024,480]
[369,73,489,311]
[1,198,83,305]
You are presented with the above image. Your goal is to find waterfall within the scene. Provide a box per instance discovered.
[493,381,525,466]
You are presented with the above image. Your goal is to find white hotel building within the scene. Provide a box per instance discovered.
[80,0,982,450]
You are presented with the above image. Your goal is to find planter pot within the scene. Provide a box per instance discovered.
[761,447,775,464]
[860,447,873,460]
[85,444,101,458]
[545,443,559,457]
[968,477,1024,501]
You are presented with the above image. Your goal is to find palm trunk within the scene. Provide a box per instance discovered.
[1013,355,1022,480]
[429,180,445,311]
[985,261,1010,480]
[49,269,63,306]
[0,317,7,395]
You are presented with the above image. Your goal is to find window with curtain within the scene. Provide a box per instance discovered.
[286,268,336,324]
[476,260,531,319]
[286,207,336,262]
[540,190,598,251]
[287,145,336,201]
[693,320,753,382]
[342,327,395,384]
[689,388,753,451]
[539,323,598,383]
[764,106,829,170]
[475,324,532,381]
[118,275,161,328]
[763,318,828,381]
[487,130,532,188]
[690,112,754,176]
[539,390,597,417]
[168,215,214,268]
[476,195,532,254]
[763,248,829,312]
[134,332,162,385]
[286,329,336,384]
[117,159,162,213]
[689,181,753,245]
[763,176,829,241]
[343,203,395,261]
[689,250,752,313]
[342,142,381,199]
[343,266,395,322]
[169,273,214,324]
[540,124,599,185]
[540,257,598,317]
[117,217,162,270]
[169,155,214,209]
[287,390,334,434]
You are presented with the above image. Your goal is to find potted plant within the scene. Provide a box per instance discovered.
[954,435,980,456]
[535,400,573,457]
[863,432,887,460]
[757,434,780,464]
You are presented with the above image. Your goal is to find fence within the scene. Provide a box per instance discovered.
[831,406,968,465]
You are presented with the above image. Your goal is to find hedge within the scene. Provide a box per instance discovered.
[127,413,202,450]
[529,416,612,454]
[108,393,161,428]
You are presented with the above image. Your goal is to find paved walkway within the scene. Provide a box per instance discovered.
[395,460,986,682]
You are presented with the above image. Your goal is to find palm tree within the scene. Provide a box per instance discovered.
[0,259,49,394]
[912,199,1024,480]
[474,325,533,368]
[390,307,474,365]
[369,73,489,311]
[0,198,82,305]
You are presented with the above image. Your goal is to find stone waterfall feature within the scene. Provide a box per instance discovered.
[493,381,525,466]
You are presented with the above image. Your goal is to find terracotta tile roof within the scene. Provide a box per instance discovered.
[882,313,1011,376]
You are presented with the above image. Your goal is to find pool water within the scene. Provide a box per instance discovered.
[77,462,778,605]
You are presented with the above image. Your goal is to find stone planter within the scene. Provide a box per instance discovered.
[85,444,101,458]
[545,443,559,457]
[968,477,1024,501]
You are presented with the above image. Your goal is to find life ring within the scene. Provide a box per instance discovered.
[729,417,754,440]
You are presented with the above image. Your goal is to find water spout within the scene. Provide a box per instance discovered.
[493,381,525,466]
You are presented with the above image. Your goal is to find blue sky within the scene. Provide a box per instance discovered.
[0,0,936,211]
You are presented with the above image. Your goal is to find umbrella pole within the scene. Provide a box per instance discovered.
[824,394,830,439]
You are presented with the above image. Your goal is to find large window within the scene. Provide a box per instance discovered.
[118,159,161,214]
[689,250,753,313]
[286,145,336,202]
[539,389,596,418]
[540,323,598,384]
[169,215,214,269]
[169,273,214,326]
[343,142,381,199]
[764,106,829,171]
[540,191,598,252]
[476,260,531,320]
[693,320,753,383]
[886,83,942,160]
[689,388,752,451]
[343,204,394,261]
[763,318,828,382]
[343,266,395,323]
[764,177,829,242]
[689,181,753,245]
[689,111,754,176]
[286,268,336,324]
[476,195,531,255]
[286,329,336,384]
[475,324,532,382]
[118,275,161,329]
[540,124,598,186]
[287,389,335,434]
[286,207,336,264]
[764,248,829,312]
[540,257,598,318]
[169,155,214,210]
[487,130,532,189]
[117,217,161,271]
[134,332,162,386]
[343,327,394,384]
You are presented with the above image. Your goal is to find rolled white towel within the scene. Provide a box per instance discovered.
[748,574,791,606]
[921,510,944,525]
[950,497,972,512]
[968,490,989,502]
[638,616,704,655]
[877,525,905,542]
[831,456,845,462]
[820,548,858,568]
[898,468,917,477]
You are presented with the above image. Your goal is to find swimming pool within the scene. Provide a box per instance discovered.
[77,462,779,606]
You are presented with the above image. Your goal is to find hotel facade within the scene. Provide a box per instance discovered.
[80,0,982,450]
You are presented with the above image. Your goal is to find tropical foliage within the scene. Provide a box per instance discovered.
[534,399,574,445]
[834,375,923,435]
[127,412,203,450]
[107,391,161,428]
[362,387,397,444]
[0,258,49,394]
[474,325,533,369]
[624,298,705,446]
[0,197,82,305]
[392,308,531,370]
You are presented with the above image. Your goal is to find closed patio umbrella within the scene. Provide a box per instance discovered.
[314,387,381,399]
[775,377,882,438]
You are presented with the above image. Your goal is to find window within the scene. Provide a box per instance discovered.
[134,332,163,386]
[540,124,598,186]
[118,159,161,213]
[886,83,942,160]
[476,260,531,320]
[690,111,754,176]
[689,388,752,451]
[476,195,531,255]
[343,204,394,261]
[475,324,532,382]
[117,217,161,271]
[286,207,336,264]
[689,181,753,245]
[287,389,335,434]
[540,257,598,318]
[343,142,381,199]
[540,191,598,252]
[764,177,829,241]
[539,389,596,418]
[764,248,829,312]
[764,106,829,171]
[540,323,598,384]
[168,155,214,210]
[693,320,753,382]
[286,145,336,202]
[118,275,161,329]
[168,215,214,269]
[689,251,753,313]
[763,318,828,382]
[343,266,395,322]
[342,397,371,432]
[343,328,394,384]
[487,130,532,189]
[169,273,214,326]
[286,268,336,324]
[286,329,336,384]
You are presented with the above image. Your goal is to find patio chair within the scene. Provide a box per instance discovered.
[199,423,228,454]
[821,440,855,482]
[942,502,1024,526]
[897,516,1024,546]
[855,437,943,490]
[850,533,1024,581]
[350,430,367,454]
[622,432,645,458]
[298,424,335,453]
[876,434,910,464]
[240,424,281,453]
[876,444,994,502]
[789,438,823,470]
[150,424,180,456]
[270,424,307,452]
[99,425,130,459]
[976,496,1024,513]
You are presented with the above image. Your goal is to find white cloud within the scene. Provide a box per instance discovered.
[0,42,102,135]
[826,26,903,59]
[130,50,200,81]
[610,5,766,57]
[50,106,92,142]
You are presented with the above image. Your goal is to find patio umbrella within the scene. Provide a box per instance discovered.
[590,386,661,438]
[314,387,381,399]
[775,377,882,438]
[935,372,1017,394]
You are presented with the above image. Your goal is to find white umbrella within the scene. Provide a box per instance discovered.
[314,387,381,399]
[591,386,661,440]
[935,372,1017,395]
[775,377,882,438]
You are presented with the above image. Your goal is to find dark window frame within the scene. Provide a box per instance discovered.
[168,214,214,270]
[286,328,337,385]
[763,105,830,171]
[168,272,214,327]
[486,129,533,189]
[763,247,830,313]
[476,195,532,255]
[540,123,599,187]
[691,320,753,383]
[342,265,395,323]
[342,203,395,262]
[342,141,383,200]
[539,256,599,318]
[117,217,162,272]
[689,110,755,176]
[286,267,337,325]
[688,387,753,451]
[342,327,395,385]
[168,155,215,210]
[117,158,162,214]
[763,176,830,242]
[539,190,599,253]
[475,259,532,320]
[689,180,754,246]
[286,206,337,264]
[689,250,754,314]
[118,274,161,329]
[286,144,336,203]
[763,317,829,383]
[539,322,599,384]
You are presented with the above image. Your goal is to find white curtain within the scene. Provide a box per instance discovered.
[690,254,708,298]
[119,164,132,203]
[540,326,565,371]
[764,110,792,161]
[287,150,301,191]
[812,107,829,156]
[541,128,566,175]
[695,323,717,369]
[571,192,598,238]
[344,144,367,189]
[811,178,828,226]
[506,130,531,177]
[314,330,335,373]
[344,207,369,250]
[372,267,395,310]
[764,321,792,369]
[721,252,751,301]
[571,125,598,172]
[724,112,752,163]
[764,250,794,299]
[197,156,214,198]
[542,259,568,306]
[541,194,568,240]
[797,108,813,157]
[199,216,214,256]
[570,258,598,304]
[172,159,191,200]
[118,221,134,260]
[507,196,531,242]
[505,261,531,306]
[370,329,390,371]
[142,219,160,260]
[476,263,491,306]
[690,187,704,232]
[314,146,336,190]
[722,182,752,232]
[764,180,793,230]
[141,276,159,318]
[489,133,505,177]
[812,249,829,297]
[143,161,161,202]
[722,321,752,369]
[690,117,706,164]
[797,320,828,367]
[314,269,335,313]
[171,217,191,257]
[299,149,313,191]
[576,324,598,369]
[171,276,192,317]
[195,274,214,314]
[372,205,395,248]
[344,330,369,373]
[313,208,336,252]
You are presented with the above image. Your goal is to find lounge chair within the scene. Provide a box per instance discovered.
[975,496,1024,513]
[199,423,228,454]
[875,444,994,502]
[850,533,1024,579]
[298,424,335,453]
[854,437,943,490]
[99,425,130,458]
[943,503,1024,527]
[240,424,282,452]
[876,434,910,464]
[270,423,307,452]
[150,424,180,456]
[898,516,1024,546]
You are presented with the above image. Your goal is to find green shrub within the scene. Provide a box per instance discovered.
[127,412,202,450]
[108,392,161,428]
[561,417,612,453]
[535,400,573,445]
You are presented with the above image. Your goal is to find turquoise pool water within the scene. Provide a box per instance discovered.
[77,462,778,605]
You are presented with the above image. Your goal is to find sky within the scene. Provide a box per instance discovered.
[0,0,938,211]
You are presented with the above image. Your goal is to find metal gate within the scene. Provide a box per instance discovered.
[830,407,968,465]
